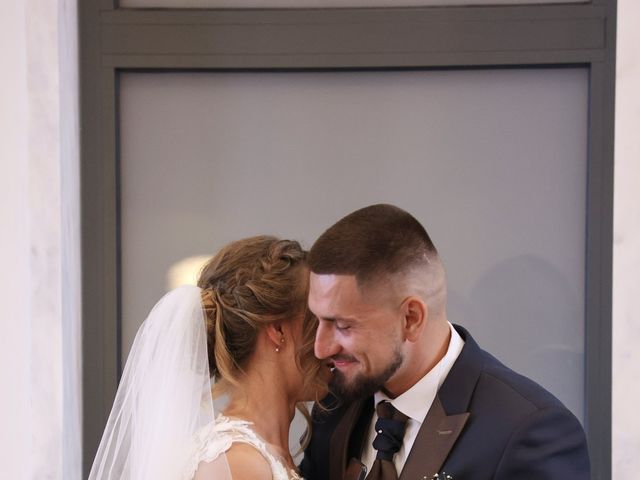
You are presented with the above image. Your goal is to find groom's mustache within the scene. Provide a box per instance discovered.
[331,354,357,362]
[328,354,358,365]
[323,355,358,373]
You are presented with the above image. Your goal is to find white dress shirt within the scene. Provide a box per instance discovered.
[360,322,464,476]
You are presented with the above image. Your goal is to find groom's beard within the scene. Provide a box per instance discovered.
[329,349,403,403]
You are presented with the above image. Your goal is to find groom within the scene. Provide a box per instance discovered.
[300,204,589,480]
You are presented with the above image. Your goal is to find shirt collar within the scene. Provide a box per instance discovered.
[374,322,464,423]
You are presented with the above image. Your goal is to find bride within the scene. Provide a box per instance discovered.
[89,236,329,480]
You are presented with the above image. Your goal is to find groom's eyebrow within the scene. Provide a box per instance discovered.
[322,315,357,324]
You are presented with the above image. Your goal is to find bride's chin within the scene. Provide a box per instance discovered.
[294,364,333,402]
[312,364,334,400]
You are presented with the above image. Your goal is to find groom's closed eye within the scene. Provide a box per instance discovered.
[336,322,352,331]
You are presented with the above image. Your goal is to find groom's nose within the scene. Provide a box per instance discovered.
[314,320,339,359]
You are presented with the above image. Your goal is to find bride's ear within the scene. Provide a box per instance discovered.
[265,322,286,351]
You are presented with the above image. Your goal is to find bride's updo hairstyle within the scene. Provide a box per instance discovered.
[197,235,323,402]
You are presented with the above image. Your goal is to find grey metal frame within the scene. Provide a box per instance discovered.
[80,1,616,478]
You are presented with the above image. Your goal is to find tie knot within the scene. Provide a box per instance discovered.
[376,401,408,423]
[372,401,409,462]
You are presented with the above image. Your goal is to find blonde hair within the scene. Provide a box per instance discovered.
[197,236,325,447]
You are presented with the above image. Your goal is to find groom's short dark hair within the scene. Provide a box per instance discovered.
[308,204,439,286]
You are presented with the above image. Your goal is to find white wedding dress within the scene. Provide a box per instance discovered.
[187,415,303,480]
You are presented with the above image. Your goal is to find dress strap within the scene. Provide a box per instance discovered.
[187,415,298,480]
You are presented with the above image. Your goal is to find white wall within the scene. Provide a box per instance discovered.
[0,1,81,479]
[0,2,32,478]
[612,0,640,477]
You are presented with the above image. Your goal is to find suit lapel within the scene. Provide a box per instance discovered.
[400,325,484,479]
[330,399,367,480]
[437,325,484,414]
[399,396,469,480]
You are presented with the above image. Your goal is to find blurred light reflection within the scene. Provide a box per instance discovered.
[167,255,210,290]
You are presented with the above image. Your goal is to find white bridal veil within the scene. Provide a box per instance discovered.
[89,285,230,480]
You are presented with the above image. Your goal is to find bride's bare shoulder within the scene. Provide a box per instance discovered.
[193,443,273,480]
[229,442,273,477]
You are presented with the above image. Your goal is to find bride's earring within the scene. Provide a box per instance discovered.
[275,336,284,353]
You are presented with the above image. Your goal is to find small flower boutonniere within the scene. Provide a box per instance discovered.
[430,472,453,480]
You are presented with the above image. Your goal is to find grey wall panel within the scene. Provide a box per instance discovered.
[119,68,588,443]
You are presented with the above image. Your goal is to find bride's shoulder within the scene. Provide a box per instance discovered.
[187,415,274,478]
[210,414,266,447]
[192,442,272,480]
[188,415,299,480]
[225,442,273,479]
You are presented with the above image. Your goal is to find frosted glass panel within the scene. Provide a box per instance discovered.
[120,69,588,432]
[122,0,585,6]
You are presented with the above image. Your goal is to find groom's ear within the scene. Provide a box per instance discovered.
[265,322,285,349]
[401,296,427,342]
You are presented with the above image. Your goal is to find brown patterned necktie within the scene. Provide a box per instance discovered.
[364,401,409,480]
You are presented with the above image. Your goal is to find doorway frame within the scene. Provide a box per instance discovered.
[80,2,616,478]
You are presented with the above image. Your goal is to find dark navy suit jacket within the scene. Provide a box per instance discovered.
[300,325,590,480]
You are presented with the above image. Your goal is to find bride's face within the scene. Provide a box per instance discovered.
[284,310,330,403]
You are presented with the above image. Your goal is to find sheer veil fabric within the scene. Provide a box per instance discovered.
[89,285,231,480]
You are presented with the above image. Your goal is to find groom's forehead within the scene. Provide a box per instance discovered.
[309,273,359,299]
[309,273,389,318]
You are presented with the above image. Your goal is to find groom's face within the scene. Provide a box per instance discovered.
[309,273,405,401]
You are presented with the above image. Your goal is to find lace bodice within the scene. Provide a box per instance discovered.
[184,415,303,480]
